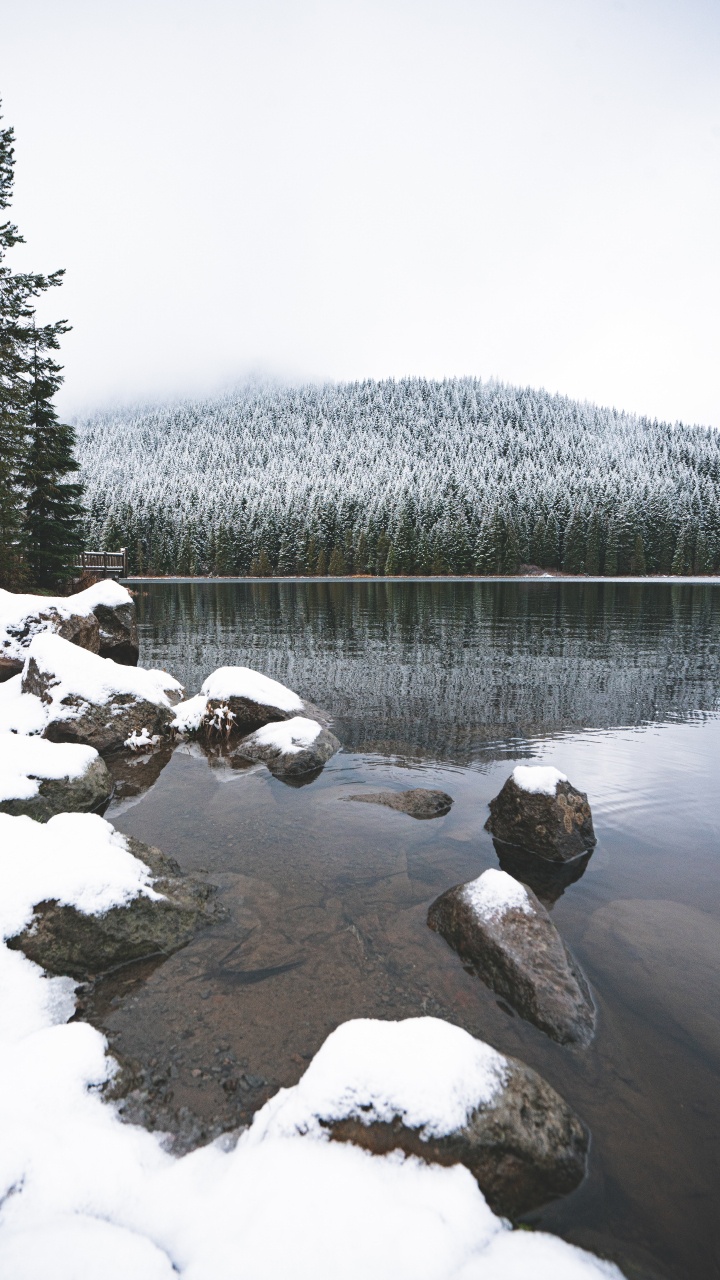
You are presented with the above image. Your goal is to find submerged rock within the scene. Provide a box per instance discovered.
[8,834,220,979]
[236,716,340,777]
[252,1016,589,1218]
[427,868,596,1046]
[0,733,112,821]
[346,788,453,819]
[485,765,595,861]
[20,633,183,754]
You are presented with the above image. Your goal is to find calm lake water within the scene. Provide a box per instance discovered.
[97,582,720,1280]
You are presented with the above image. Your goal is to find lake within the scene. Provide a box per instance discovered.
[93,581,720,1280]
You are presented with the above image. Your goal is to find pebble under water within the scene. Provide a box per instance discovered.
[84,581,720,1280]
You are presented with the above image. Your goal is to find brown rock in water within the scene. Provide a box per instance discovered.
[7,837,221,979]
[346,788,453,819]
[427,869,596,1046]
[326,1053,588,1218]
[485,771,595,861]
[493,839,592,907]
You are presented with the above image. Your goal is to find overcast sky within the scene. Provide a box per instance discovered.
[2,0,719,423]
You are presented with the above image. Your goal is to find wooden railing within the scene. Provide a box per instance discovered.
[74,548,128,578]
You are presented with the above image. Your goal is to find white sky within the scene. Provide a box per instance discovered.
[2,0,719,424]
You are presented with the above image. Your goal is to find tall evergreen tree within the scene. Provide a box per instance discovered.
[21,322,84,589]
[0,100,72,589]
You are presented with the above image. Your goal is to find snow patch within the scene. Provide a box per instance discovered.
[244,716,323,755]
[0,734,99,803]
[250,1017,508,1142]
[0,675,50,736]
[462,869,534,922]
[512,765,568,795]
[201,665,303,712]
[125,729,161,751]
[171,693,208,735]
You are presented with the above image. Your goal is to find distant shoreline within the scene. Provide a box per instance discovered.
[122,574,720,585]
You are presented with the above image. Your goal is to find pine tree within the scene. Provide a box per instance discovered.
[629,533,646,575]
[562,510,585,574]
[503,518,521,574]
[328,543,346,575]
[585,514,601,575]
[21,323,84,589]
[0,100,69,589]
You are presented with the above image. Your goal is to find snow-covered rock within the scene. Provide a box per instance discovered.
[485,765,596,860]
[77,580,139,665]
[0,581,138,680]
[18,634,183,754]
[428,869,596,1046]
[250,1016,589,1217]
[3,813,219,978]
[172,666,330,742]
[0,733,112,821]
[347,787,453,819]
[236,715,340,777]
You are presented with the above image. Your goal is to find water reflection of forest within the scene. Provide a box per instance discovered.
[136,582,720,765]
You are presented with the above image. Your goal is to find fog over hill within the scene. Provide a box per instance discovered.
[75,378,720,577]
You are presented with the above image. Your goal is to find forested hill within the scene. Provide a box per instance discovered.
[75,379,720,577]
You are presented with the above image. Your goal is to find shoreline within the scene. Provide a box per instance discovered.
[121,574,720,585]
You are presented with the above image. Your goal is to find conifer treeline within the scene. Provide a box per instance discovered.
[0,100,83,591]
[77,380,720,577]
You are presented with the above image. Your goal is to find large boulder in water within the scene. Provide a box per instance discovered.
[0,581,139,680]
[172,666,330,739]
[250,1016,589,1218]
[0,732,112,821]
[485,766,596,861]
[345,788,453,819]
[427,868,596,1046]
[19,633,183,754]
[3,814,220,979]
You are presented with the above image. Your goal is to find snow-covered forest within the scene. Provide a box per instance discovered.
[75,379,720,577]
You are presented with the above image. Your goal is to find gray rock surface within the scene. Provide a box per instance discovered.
[0,754,112,822]
[237,722,341,777]
[7,836,221,979]
[325,1052,588,1218]
[427,875,596,1046]
[93,598,139,665]
[485,775,596,861]
[346,788,453,819]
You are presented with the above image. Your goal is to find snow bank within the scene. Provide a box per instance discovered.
[245,715,323,755]
[201,665,303,712]
[24,634,183,721]
[251,1017,507,1142]
[0,734,99,803]
[512,765,568,795]
[0,816,624,1280]
[462,869,534,922]
[0,674,47,735]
